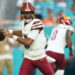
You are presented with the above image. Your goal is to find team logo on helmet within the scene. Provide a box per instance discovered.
[20,2,35,12]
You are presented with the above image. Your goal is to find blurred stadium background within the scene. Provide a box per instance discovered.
[0,0,75,75]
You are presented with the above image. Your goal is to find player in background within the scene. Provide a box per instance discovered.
[0,2,54,75]
[46,16,74,75]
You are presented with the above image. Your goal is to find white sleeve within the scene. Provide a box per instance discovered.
[68,26,74,32]
[27,30,39,40]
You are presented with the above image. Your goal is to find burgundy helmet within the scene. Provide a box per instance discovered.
[58,16,72,25]
[20,2,35,14]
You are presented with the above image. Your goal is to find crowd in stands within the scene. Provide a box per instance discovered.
[0,0,75,75]
[16,0,75,26]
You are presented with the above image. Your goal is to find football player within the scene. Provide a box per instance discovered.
[0,2,54,75]
[46,16,74,74]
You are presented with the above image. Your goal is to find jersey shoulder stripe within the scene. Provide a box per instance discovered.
[31,19,44,30]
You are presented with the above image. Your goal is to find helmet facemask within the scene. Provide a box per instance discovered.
[58,16,72,26]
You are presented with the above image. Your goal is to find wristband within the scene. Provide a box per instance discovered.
[13,35,18,40]
[8,30,13,34]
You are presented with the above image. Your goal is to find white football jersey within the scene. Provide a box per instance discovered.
[46,24,74,54]
[21,19,46,60]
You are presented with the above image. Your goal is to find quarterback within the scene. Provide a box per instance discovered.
[0,2,54,75]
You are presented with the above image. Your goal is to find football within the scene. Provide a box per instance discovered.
[0,30,5,41]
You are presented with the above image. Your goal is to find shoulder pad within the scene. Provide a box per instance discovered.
[31,19,44,30]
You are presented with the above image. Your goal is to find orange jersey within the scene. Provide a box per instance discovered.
[42,18,57,26]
